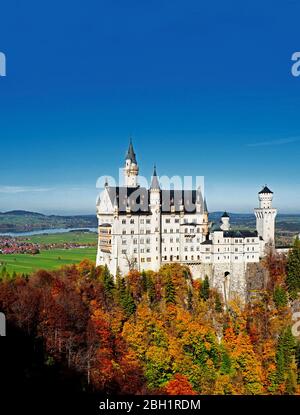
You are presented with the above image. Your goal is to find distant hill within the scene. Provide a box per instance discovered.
[0,210,97,233]
[0,209,299,235]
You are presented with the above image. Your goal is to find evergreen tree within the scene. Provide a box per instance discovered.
[276,327,296,385]
[147,277,156,304]
[273,285,288,308]
[286,237,300,299]
[103,265,115,297]
[199,275,210,301]
[141,270,148,292]
[120,288,136,318]
[165,276,176,304]
[215,293,223,313]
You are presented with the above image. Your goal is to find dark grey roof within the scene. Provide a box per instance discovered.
[223,230,258,238]
[201,239,213,245]
[222,211,230,218]
[105,186,205,214]
[125,140,137,164]
[99,223,112,227]
[107,186,149,214]
[259,185,273,194]
[204,198,208,213]
[150,165,160,190]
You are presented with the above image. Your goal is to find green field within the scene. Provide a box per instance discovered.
[0,247,97,275]
[19,231,97,245]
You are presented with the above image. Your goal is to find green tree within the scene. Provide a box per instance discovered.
[199,275,210,301]
[147,277,156,304]
[276,327,296,386]
[165,276,176,304]
[286,237,300,299]
[120,288,136,318]
[273,285,288,308]
[215,293,223,313]
[103,265,115,297]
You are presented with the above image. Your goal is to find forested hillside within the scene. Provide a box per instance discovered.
[0,240,300,395]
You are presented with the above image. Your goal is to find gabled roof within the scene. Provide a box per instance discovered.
[222,211,230,218]
[259,185,273,194]
[125,139,137,164]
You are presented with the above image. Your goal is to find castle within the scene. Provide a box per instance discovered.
[96,142,277,300]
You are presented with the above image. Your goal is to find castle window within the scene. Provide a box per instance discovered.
[176,238,179,242]
[140,238,144,244]
[141,258,145,262]
[146,230,150,234]
[235,256,238,260]
[166,219,170,223]
[184,247,188,252]
[176,229,179,233]
[140,229,144,234]
[146,219,151,224]
[133,239,137,244]
[122,249,127,254]
[130,219,134,224]
[235,248,238,252]
[122,240,126,245]
[133,248,137,253]
[146,238,150,244]
[170,229,173,233]
[122,230,126,235]
[175,219,179,223]
[147,258,151,262]
[122,219,126,224]
[164,229,167,233]
[141,249,144,253]
[146,248,150,253]
[140,219,144,224]
[185,228,188,233]
[170,238,173,243]
[162,238,165,243]
[185,256,187,260]
[191,255,194,260]
[131,230,134,234]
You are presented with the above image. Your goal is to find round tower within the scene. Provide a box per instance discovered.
[254,185,277,247]
[220,211,230,231]
[150,165,161,271]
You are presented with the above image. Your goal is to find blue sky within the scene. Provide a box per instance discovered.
[0,0,300,214]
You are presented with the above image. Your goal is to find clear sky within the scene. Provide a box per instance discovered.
[0,0,300,214]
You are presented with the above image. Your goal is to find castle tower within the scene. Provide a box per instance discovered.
[254,185,277,246]
[220,211,230,231]
[124,139,139,187]
[150,165,161,271]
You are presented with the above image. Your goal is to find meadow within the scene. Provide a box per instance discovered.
[0,247,97,275]
[22,231,97,245]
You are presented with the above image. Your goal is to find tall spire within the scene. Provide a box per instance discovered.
[150,164,160,190]
[204,198,208,213]
[125,138,137,164]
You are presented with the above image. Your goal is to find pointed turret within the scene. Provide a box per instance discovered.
[204,198,208,213]
[125,138,137,164]
[124,138,139,187]
[150,165,160,190]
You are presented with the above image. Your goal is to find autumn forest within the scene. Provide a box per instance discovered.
[1,240,300,396]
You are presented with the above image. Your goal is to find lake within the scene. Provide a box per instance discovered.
[0,227,98,237]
